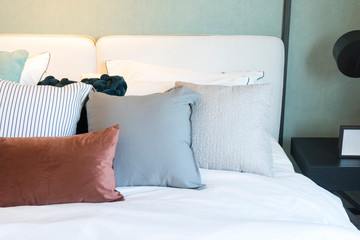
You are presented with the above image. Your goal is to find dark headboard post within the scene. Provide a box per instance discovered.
[279,0,292,145]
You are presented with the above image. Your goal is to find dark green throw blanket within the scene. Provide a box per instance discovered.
[38,74,127,96]
[38,74,127,134]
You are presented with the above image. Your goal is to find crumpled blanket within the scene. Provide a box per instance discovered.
[38,74,127,96]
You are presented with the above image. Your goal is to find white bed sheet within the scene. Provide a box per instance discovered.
[0,142,359,240]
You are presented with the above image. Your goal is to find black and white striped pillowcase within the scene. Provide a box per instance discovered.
[0,80,93,137]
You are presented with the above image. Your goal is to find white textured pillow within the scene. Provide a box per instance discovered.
[176,82,273,177]
[0,80,93,137]
[106,60,264,95]
[20,52,50,85]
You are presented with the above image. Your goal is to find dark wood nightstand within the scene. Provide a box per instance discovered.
[291,137,360,228]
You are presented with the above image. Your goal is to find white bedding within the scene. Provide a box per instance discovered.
[0,141,359,240]
[2,34,357,239]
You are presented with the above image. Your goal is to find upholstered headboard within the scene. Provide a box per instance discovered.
[0,35,96,80]
[96,35,284,140]
[0,34,284,140]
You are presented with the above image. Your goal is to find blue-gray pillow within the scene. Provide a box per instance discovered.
[86,86,203,189]
[0,50,29,83]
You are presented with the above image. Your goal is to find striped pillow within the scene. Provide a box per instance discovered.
[0,80,93,137]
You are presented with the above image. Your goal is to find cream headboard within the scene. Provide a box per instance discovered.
[0,34,284,140]
[0,35,96,80]
[96,35,284,140]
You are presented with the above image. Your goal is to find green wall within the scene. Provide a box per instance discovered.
[284,0,360,160]
[1,0,360,164]
[0,0,283,39]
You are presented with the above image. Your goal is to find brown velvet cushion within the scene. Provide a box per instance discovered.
[0,125,123,207]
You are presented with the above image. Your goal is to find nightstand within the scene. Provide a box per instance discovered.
[291,137,360,228]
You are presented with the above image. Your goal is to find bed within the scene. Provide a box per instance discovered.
[0,35,359,240]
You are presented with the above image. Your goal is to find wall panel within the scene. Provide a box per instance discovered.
[0,0,283,39]
[283,0,360,163]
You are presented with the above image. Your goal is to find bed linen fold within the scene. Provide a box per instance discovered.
[1,168,359,240]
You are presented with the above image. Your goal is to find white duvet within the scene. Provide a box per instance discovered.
[0,141,359,240]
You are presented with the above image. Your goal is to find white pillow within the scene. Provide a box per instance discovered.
[125,81,175,96]
[106,60,264,95]
[20,52,50,85]
[270,136,295,174]
[0,80,93,137]
[81,73,102,80]
[176,81,273,177]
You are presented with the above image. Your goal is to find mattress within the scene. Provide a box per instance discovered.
[1,139,359,240]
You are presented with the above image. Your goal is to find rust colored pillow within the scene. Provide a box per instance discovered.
[0,125,124,207]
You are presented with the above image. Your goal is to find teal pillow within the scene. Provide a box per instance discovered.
[0,50,29,83]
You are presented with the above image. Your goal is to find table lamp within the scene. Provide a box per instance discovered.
[333,30,360,78]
